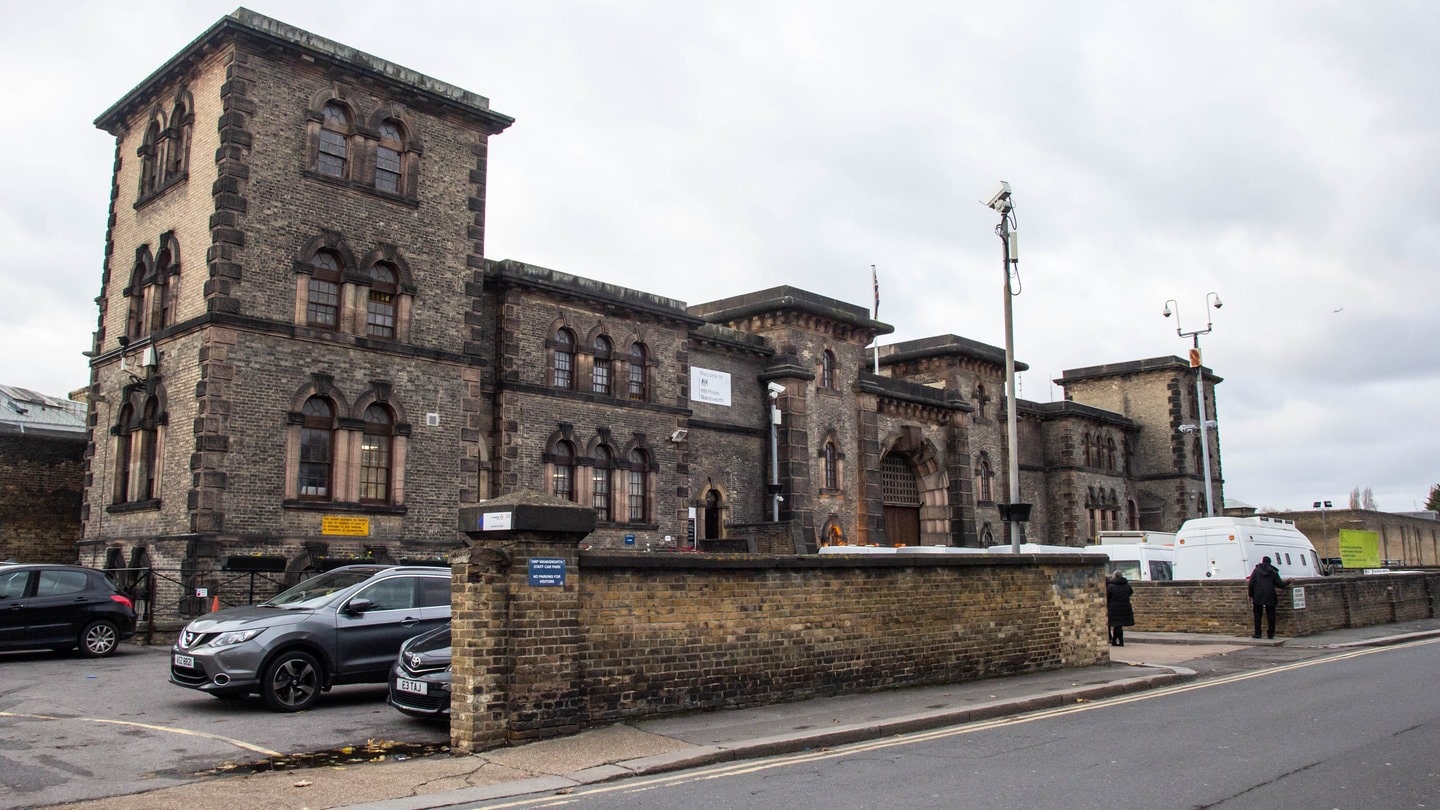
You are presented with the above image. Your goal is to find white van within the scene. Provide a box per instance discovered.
[1095,543,1175,581]
[1172,516,1321,580]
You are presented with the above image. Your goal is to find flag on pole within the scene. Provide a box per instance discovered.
[871,265,879,319]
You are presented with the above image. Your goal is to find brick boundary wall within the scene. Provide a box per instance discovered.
[450,503,1109,753]
[1129,572,1440,637]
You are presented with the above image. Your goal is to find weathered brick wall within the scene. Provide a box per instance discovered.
[1128,573,1440,636]
[451,537,1109,752]
[0,434,86,562]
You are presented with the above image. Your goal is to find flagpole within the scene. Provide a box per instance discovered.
[871,265,880,374]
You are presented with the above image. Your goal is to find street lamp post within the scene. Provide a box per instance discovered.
[986,182,1025,551]
[1163,293,1222,517]
[1313,500,1332,548]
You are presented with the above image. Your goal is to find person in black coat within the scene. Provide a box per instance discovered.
[1106,572,1135,646]
[1248,556,1287,639]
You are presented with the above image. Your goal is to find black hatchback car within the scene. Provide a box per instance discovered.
[0,563,137,657]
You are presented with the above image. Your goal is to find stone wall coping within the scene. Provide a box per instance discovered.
[578,551,1106,570]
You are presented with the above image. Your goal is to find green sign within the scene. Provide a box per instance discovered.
[1338,528,1380,568]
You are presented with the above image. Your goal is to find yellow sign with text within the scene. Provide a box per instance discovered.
[1338,528,1380,569]
[322,515,372,537]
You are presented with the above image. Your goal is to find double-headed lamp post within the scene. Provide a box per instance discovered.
[986,181,1025,551]
[1163,293,1222,517]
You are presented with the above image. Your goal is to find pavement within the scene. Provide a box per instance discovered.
[42,618,1440,810]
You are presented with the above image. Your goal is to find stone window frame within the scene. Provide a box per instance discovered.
[550,327,577,390]
[303,89,425,205]
[819,349,838,391]
[108,386,167,512]
[975,451,995,504]
[627,341,650,402]
[283,378,411,510]
[548,439,577,503]
[625,446,653,524]
[590,334,614,396]
[294,233,414,342]
[817,429,844,493]
[123,233,182,341]
[134,88,193,207]
[590,444,615,522]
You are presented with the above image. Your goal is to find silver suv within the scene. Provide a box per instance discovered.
[169,565,450,711]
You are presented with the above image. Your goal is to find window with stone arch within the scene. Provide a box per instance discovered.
[591,445,613,521]
[150,240,177,333]
[1106,437,1117,471]
[138,119,163,198]
[820,349,837,390]
[298,396,336,500]
[823,440,839,490]
[307,250,343,329]
[628,342,649,401]
[592,335,613,395]
[550,440,576,502]
[1193,437,1204,476]
[317,102,352,179]
[366,263,399,338]
[975,451,995,503]
[360,403,394,503]
[627,448,650,523]
[374,119,406,194]
[113,395,162,506]
[551,328,576,390]
[125,247,152,341]
[164,97,192,183]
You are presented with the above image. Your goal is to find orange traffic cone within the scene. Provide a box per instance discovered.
[210,594,221,612]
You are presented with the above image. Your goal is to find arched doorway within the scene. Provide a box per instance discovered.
[704,488,723,539]
[881,453,921,545]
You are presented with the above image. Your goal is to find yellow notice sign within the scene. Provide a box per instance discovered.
[1338,528,1380,569]
[322,515,372,537]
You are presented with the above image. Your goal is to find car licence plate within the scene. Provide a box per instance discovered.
[174,654,195,669]
[396,677,427,696]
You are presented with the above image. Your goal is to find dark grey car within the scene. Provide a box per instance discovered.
[169,565,450,711]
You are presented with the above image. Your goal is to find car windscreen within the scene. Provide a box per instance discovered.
[262,569,380,608]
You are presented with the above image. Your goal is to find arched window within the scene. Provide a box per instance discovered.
[360,404,393,503]
[824,441,838,489]
[1106,437,1117,471]
[139,121,162,197]
[307,250,343,329]
[628,448,649,523]
[317,102,351,179]
[552,329,576,389]
[551,440,575,501]
[1083,432,1093,467]
[375,119,405,194]
[1193,437,1204,476]
[151,245,174,333]
[628,343,648,401]
[165,101,191,182]
[591,446,613,521]
[976,452,994,503]
[821,350,836,390]
[592,335,613,395]
[113,403,134,504]
[366,263,398,338]
[298,396,335,500]
[137,398,159,501]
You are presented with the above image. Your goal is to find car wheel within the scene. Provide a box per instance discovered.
[78,620,120,658]
[261,650,322,712]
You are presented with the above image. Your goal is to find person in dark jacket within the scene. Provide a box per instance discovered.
[1106,572,1135,646]
[1248,556,1287,639]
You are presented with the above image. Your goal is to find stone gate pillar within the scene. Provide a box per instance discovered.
[450,492,596,753]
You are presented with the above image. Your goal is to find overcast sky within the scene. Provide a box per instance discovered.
[2,1,1436,513]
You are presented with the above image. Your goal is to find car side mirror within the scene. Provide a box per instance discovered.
[342,598,373,616]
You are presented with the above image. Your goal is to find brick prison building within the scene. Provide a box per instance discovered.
[80,9,1222,597]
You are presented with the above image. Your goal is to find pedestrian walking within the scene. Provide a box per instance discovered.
[1248,555,1287,639]
[1106,571,1135,646]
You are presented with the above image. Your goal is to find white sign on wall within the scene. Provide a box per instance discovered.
[691,367,732,406]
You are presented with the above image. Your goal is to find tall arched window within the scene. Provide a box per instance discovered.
[976,452,995,503]
[1193,437,1204,476]
[628,343,648,401]
[824,441,838,489]
[552,329,576,389]
[151,245,174,333]
[551,441,575,501]
[628,449,649,523]
[137,398,159,501]
[299,396,335,500]
[366,263,398,338]
[375,119,405,194]
[165,100,191,182]
[821,350,836,390]
[317,102,351,179]
[592,335,613,395]
[113,403,134,504]
[1106,437,1117,471]
[307,250,343,329]
[360,404,393,503]
[592,446,613,521]
[1083,432,1093,466]
[139,120,162,197]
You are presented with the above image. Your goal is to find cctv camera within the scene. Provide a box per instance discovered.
[985,181,1012,211]
[767,382,785,396]
[1211,296,1223,310]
